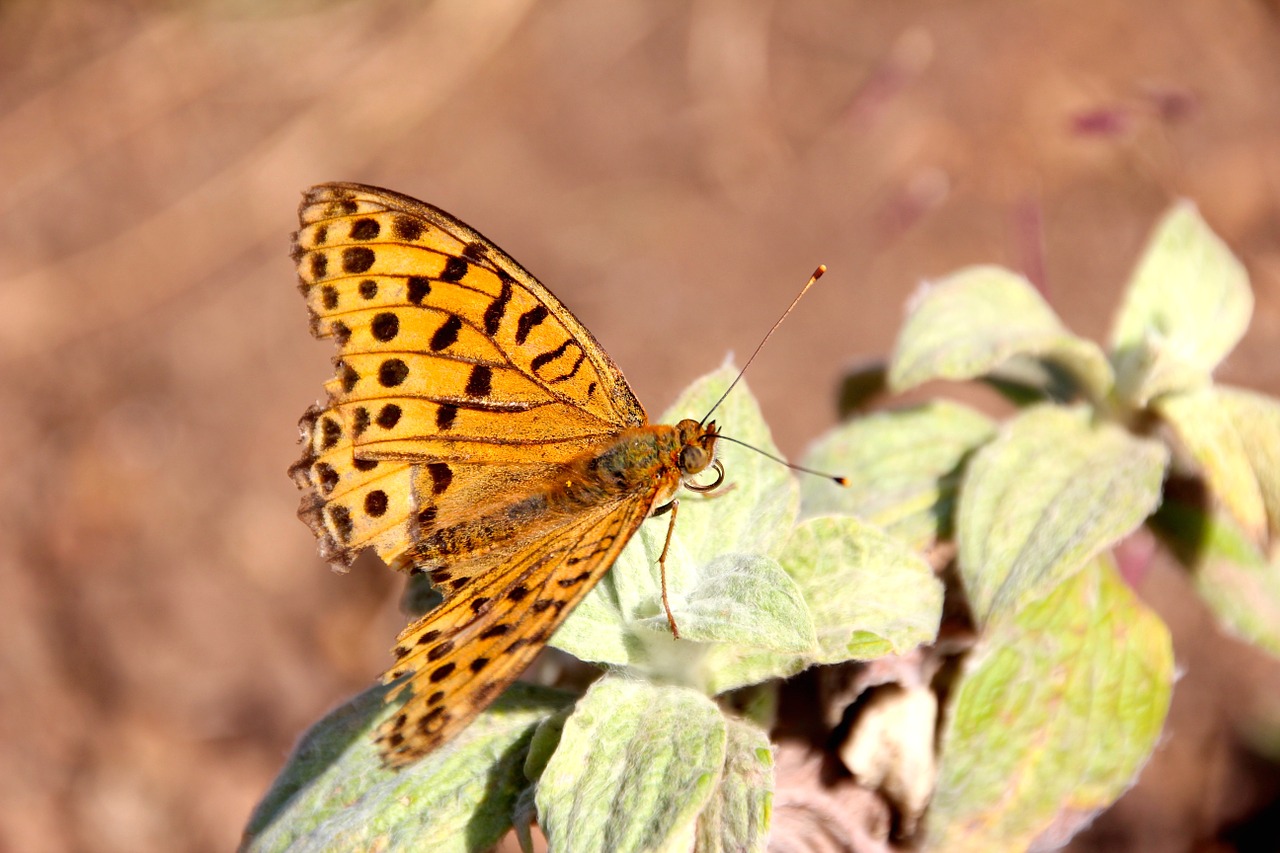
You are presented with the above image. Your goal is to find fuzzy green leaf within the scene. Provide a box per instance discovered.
[243,682,571,853]
[695,719,775,853]
[927,557,1174,852]
[536,677,727,853]
[957,406,1168,626]
[1110,202,1253,406]
[782,516,942,662]
[889,266,1113,401]
[802,401,996,549]
[1152,500,1280,656]
[692,516,942,695]
[1155,387,1268,541]
[1218,386,1280,543]
[638,553,816,653]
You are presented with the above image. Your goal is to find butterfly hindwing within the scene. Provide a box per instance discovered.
[376,492,653,765]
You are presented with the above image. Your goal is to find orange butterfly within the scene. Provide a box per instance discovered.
[288,184,727,765]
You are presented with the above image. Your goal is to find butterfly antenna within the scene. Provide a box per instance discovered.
[700,265,827,426]
[714,434,848,486]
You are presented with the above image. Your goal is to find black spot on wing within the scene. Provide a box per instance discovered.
[378,358,409,387]
[430,315,462,351]
[315,462,339,494]
[531,339,570,372]
[320,283,338,309]
[376,403,402,430]
[364,490,388,517]
[350,218,380,240]
[483,280,513,336]
[352,406,370,437]
[426,462,452,495]
[339,361,359,393]
[407,276,431,305]
[371,312,399,342]
[328,505,353,542]
[320,417,341,450]
[343,246,375,274]
[465,365,492,397]
[515,305,548,345]
[394,215,424,241]
[441,257,468,283]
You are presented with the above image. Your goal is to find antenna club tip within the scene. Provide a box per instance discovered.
[813,264,827,278]
[833,476,849,487]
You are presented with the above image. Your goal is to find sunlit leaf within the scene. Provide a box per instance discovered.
[927,558,1174,851]
[1110,202,1253,406]
[957,405,1167,626]
[889,266,1113,402]
[536,677,726,853]
[802,401,996,549]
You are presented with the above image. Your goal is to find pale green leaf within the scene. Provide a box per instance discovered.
[638,553,816,653]
[782,516,942,663]
[1110,201,1253,406]
[1218,386,1280,543]
[802,401,996,549]
[1155,387,1268,541]
[537,677,727,853]
[957,405,1168,626]
[889,266,1113,401]
[927,558,1174,851]
[243,682,571,853]
[694,516,943,695]
[1152,500,1280,656]
[695,719,775,853]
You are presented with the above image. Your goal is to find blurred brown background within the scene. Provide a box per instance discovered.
[2,1,1279,851]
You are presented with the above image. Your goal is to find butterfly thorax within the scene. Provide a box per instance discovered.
[408,418,719,569]
[592,417,720,504]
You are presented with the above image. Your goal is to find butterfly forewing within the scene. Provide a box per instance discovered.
[291,183,650,569]
[290,183,678,764]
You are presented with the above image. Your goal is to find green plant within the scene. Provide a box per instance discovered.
[805,200,1275,850]
[243,366,941,852]
[243,202,1277,852]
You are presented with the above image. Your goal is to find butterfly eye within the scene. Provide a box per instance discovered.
[679,444,708,473]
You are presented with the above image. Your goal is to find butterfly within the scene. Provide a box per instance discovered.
[288,183,727,766]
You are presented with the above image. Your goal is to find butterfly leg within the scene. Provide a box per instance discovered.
[653,499,682,639]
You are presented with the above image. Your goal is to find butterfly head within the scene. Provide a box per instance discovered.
[674,418,724,493]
